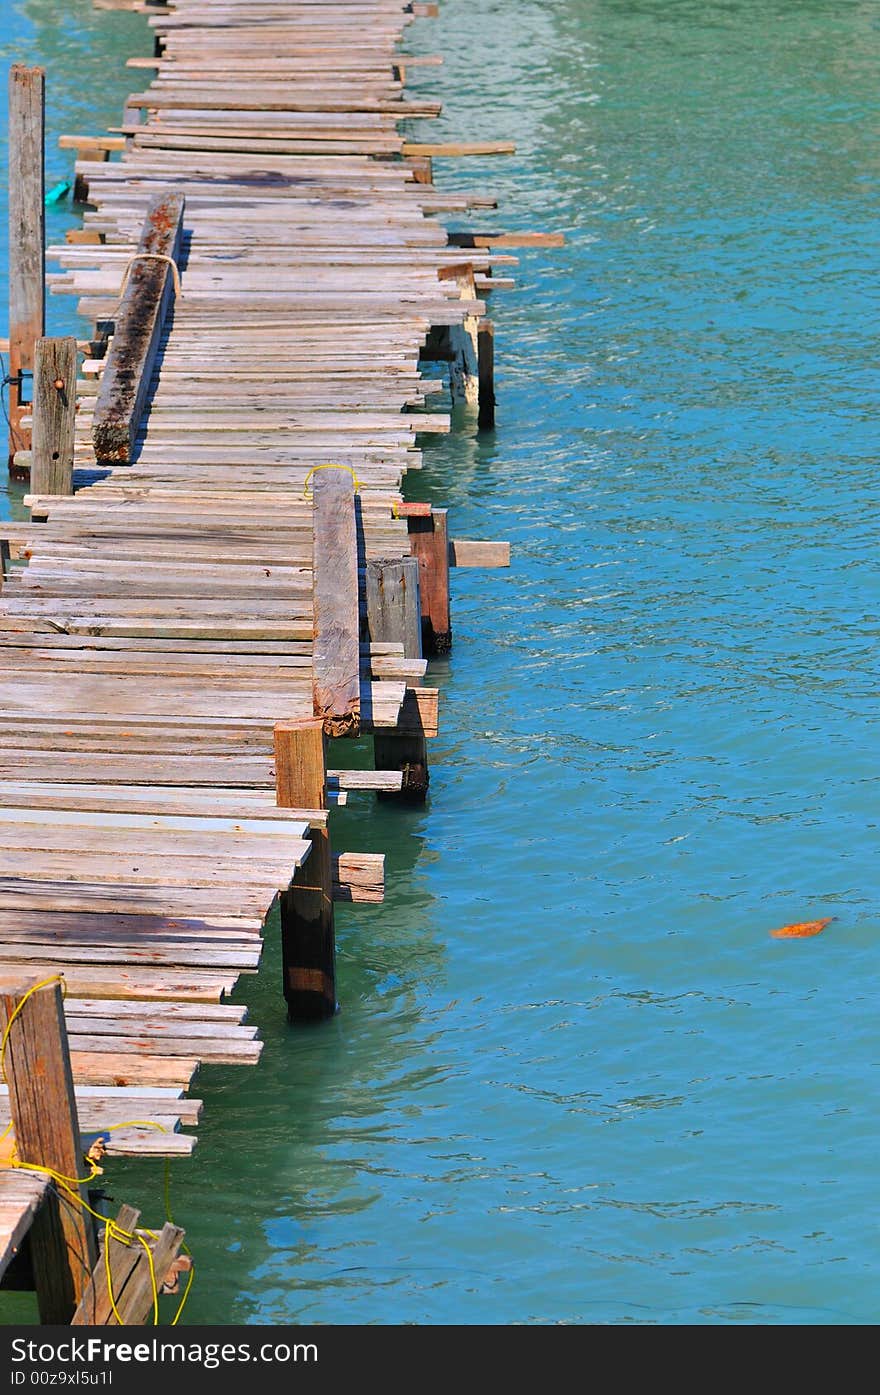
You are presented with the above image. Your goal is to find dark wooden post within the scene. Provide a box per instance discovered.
[0,978,97,1322]
[408,507,451,654]
[366,558,429,800]
[31,337,77,496]
[477,319,495,430]
[274,720,336,1020]
[8,65,45,468]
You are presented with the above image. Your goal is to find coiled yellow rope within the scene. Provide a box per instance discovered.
[0,977,192,1324]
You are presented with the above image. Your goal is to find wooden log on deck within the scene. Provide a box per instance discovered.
[7,65,45,469]
[366,558,428,801]
[91,190,185,464]
[0,978,97,1322]
[275,719,336,1020]
[312,469,360,737]
[31,338,77,497]
[409,508,451,654]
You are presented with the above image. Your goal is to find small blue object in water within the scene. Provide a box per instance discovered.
[45,179,71,206]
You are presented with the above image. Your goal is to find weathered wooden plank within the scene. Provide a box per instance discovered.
[312,469,360,736]
[0,979,97,1321]
[92,191,185,463]
[449,538,510,568]
[366,557,428,800]
[30,338,77,496]
[8,65,45,464]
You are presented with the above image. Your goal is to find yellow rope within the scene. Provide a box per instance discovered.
[302,462,361,500]
[1,988,191,1325]
[118,252,183,301]
[0,976,68,1145]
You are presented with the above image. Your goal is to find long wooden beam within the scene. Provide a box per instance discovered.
[312,469,361,737]
[7,65,45,468]
[92,190,185,463]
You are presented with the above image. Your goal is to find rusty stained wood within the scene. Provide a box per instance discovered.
[408,508,451,655]
[31,337,77,497]
[7,65,45,465]
[312,469,360,737]
[92,190,185,464]
[274,720,335,1020]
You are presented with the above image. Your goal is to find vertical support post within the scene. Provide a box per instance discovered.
[312,469,361,737]
[445,265,479,406]
[477,319,495,431]
[31,337,77,496]
[0,979,97,1322]
[8,65,46,467]
[274,720,336,1021]
[408,507,451,654]
[366,557,429,801]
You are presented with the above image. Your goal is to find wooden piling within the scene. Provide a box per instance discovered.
[275,720,336,1020]
[313,470,361,737]
[478,319,496,430]
[409,508,452,654]
[31,337,77,496]
[0,978,97,1323]
[7,65,45,468]
[446,266,480,406]
[366,558,429,800]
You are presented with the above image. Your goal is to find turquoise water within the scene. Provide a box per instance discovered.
[2,0,880,1325]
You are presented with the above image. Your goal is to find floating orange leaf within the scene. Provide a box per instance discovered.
[770,917,834,940]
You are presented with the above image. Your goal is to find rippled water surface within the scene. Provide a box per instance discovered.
[2,0,879,1325]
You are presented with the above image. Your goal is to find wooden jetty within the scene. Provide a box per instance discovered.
[0,0,533,1320]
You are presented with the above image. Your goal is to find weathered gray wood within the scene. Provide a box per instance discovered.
[8,65,45,466]
[449,539,510,568]
[366,557,428,801]
[312,469,360,737]
[31,338,77,496]
[0,979,97,1322]
[365,557,422,661]
[92,191,185,463]
[71,1204,141,1326]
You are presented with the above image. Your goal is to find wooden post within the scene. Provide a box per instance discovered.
[31,337,77,496]
[274,720,336,1020]
[0,978,97,1322]
[312,469,361,737]
[72,148,108,206]
[8,65,45,468]
[478,319,495,431]
[366,558,429,801]
[408,507,451,654]
[446,266,479,406]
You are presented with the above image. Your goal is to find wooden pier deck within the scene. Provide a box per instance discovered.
[0,0,517,1307]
